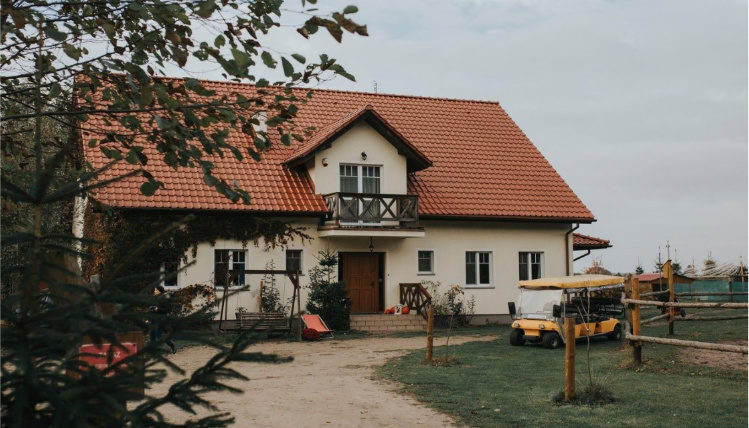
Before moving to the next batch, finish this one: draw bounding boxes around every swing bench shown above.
[236,312,290,332]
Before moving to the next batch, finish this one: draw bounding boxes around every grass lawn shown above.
[375,308,748,428]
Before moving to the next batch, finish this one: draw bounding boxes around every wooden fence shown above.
[622,261,748,365]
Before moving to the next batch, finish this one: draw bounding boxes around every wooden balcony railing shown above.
[323,192,419,226]
[400,283,432,319]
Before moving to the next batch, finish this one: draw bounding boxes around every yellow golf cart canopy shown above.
[519,274,624,290]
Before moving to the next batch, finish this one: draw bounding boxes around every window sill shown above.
[417,272,435,276]
[214,285,250,291]
[464,285,494,289]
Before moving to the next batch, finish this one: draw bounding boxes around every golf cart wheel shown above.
[608,324,622,341]
[509,328,525,346]
[542,332,561,349]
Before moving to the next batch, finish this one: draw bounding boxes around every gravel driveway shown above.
[149,333,497,427]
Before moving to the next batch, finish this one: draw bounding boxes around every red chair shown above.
[301,314,334,339]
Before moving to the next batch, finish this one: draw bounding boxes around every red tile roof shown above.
[635,273,694,284]
[573,233,611,249]
[285,104,432,172]
[81,80,595,221]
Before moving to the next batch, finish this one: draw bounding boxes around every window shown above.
[340,164,359,192]
[162,261,179,288]
[417,251,434,274]
[214,250,246,286]
[466,251,492,286]
[339,164,381,222]
[286,249,302,273]
[339,164,381,193]
[519,252,544,281]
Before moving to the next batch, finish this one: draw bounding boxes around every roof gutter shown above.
[565,223,580,275]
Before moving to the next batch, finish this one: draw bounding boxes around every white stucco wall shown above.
[170,219,572,321]
[164,121,575,323]
[311,121,408,195]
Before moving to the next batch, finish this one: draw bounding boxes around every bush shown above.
[423,280,475,327]
[305,249,351,331]
[261,260,287,314]
[171,284,218,329]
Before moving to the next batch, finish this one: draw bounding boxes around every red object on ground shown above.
[79,342,138,377]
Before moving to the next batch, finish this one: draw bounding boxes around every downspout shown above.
[564,223,580,276]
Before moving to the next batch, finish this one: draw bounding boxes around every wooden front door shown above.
[342,253,380,313]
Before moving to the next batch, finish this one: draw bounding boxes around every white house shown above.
[80,80,607,325]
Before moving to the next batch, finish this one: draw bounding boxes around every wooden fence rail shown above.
[623,321,748,354]
[624,261,748,365]
[622,298,747,310]
[676,291,748,297]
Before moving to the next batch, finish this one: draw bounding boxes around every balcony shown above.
[319,192,424,238]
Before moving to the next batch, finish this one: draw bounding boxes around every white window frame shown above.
[286,249,303,274]
[339,164,382,224]
[465,251,493,287]
[417,250,435,275]
[214,249,247,288]
[519,252,544,281]
[161,261,180,289]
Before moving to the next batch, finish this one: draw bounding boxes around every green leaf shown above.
[280,134,292,146]
[44,25,67,42]
[256,78,269,88]
[343,5,359,14]
[261,51,276,69]
[140,180,160,196]
[214,34,226,48]
[48,82,62,99]
[101,22,116,39]
[281,57,294,77]
[291,53,306,64]
[195,0,216,18]
[231,48,251,69]
[62,43,81,60]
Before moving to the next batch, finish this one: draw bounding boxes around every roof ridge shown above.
[150,75,502,106]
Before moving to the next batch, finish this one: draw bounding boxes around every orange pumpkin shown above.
[401,306,410,315]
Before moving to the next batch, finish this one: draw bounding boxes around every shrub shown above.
[171,284,218,329]
[261,260,287,314]
[305,249,351,331]
[423,280,476,327]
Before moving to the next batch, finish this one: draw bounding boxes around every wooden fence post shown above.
[425,305,434,364]
[564,317,576,401]
[664,260,675,336]
[631,278,642,365]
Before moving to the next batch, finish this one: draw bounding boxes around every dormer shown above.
[286,105,431,236]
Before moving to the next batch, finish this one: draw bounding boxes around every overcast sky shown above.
[184,0,748,274]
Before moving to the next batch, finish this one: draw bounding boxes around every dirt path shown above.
[148,334,497,427]
[677,340,748,371]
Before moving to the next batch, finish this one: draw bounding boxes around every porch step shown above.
[350,313,427,332]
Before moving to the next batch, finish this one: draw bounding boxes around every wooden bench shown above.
[236,312,290,332]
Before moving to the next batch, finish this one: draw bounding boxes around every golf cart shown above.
[507,275,625,349]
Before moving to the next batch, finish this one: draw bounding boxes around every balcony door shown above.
[339,164,380,223]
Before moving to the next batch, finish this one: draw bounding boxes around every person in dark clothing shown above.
[150,285,176,354]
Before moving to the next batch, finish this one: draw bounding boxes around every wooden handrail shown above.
[323,192,419,225]
[399,283,432,319]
